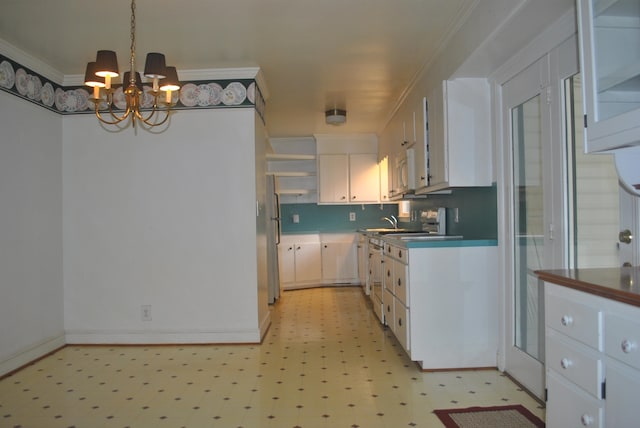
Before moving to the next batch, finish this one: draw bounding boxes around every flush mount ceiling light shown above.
[325,108,347,125]
[84,0,180,129]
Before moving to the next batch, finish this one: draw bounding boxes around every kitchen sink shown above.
[364,228,417,234]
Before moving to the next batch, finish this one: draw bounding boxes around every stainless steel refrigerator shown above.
[265,174,281,304]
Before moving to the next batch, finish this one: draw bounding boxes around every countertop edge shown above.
[536,269,640,308]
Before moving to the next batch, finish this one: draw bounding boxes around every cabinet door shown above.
[322,242,358,282]
[579,0,640,152]
[278,244,295,285]
[427,81,447,188]
[349,153,380,203]
[318,154,348,203]
[357,237,368,288]
[605,359,640,428]
[294,242,322,283]
[414,98,428,189]
[546,370,603,428]
[379,156,390,202]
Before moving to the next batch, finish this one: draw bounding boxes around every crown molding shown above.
[0,38,64,84]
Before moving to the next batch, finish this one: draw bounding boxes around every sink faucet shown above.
[382,216,398,229]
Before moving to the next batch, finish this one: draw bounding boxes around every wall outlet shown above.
[141,305,152,321]
[454,208,460,223]
[292,213,300,223]
[349,212,356,221]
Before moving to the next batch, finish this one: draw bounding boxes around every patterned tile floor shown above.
[0,287,545,427]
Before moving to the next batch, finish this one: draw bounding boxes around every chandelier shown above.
[83,0,180,129]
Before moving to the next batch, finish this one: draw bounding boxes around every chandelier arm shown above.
[90,100,131,126]
[134,104,172,127]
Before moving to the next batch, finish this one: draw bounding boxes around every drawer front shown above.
[384,288,395,332]
[605,313,640,371]
[384,261,394,294]
[547,330,603,398]
[394,260,408,306]
[395,246,408,264]
[395,299,410,352]
[546,291,602,350]
[546,370,603,428]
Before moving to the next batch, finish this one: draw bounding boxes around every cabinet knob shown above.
[580,414,594,426]
[561,315,573,326]
[560,358,573,369]
[387,269,391,277]
[352,195,357,200]
[398,317,402,327]
[341,196,346,200]
[397,278,401,287]
[621,339,637,354]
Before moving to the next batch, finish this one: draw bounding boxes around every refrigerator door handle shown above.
[274,192,281,245]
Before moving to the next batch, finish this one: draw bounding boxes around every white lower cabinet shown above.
[279,233,359,289]
[279,235,321,289]
[377,241,497,370]
[544,282,640,428]
[321,235,358,284]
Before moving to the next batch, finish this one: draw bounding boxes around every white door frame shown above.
[491,11,578,399]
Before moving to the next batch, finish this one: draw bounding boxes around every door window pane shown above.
[512,95,544,362]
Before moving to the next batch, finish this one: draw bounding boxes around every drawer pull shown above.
[560,358,573,369]
[580,413,594,426]
[621,339,637,354]
[561,315,573,326]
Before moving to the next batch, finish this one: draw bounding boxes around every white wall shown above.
[0,91,65,375]
[63,108,265,343]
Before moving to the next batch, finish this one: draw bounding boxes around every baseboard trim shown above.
[0,334,66,378]
[64,329,262,345]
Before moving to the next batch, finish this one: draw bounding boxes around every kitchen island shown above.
[537,266,640,428]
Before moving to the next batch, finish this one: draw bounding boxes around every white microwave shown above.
[393,148,415,197]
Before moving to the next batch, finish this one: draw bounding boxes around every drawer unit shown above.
[546,330,604,398]
[546,288,602,350]
[604,313,640,371]
[546,370,603,428]
[544,280,640,428]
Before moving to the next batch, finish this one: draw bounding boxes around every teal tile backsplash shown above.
[280,204,399,233]
[281,185,497,240]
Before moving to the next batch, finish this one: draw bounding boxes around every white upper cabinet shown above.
[579,0,640,152]
[315,134,381,205]
[318,153,380,204]
[349,153,380,203]
[416,78,492,194]
[318,154,350,203]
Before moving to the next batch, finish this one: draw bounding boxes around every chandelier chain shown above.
[129,0,136,85]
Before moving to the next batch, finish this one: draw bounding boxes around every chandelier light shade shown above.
[83,62,105,98]
[85,0,180,129]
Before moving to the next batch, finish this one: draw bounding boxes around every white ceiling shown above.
[0,0,564,138]
[0,0,480,137]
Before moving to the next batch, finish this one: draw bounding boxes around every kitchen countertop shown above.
[536,267,640,308]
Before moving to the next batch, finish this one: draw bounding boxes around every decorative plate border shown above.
[0,53,265,120]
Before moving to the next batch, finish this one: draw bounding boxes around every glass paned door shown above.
[512,95,545,362]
